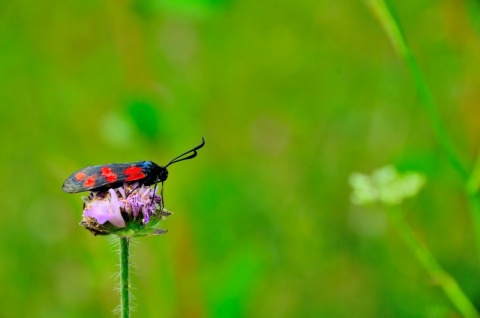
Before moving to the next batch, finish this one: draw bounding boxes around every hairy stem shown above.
[120,237,130,318]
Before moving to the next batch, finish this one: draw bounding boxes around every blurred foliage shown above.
[1,0,480,317]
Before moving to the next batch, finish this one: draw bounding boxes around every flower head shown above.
[80,183,171,237]
[349,165,426,206]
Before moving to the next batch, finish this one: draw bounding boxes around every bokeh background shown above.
[2,0,480,317]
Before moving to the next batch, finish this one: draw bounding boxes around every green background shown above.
[1,0,480,317]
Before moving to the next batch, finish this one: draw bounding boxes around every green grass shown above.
[1,1,480,317]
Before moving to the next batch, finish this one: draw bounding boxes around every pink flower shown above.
[84,189,126,228]
[80,183,168,236]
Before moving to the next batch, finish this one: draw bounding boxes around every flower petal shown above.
[83,192,126,228]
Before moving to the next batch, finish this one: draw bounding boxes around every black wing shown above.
[62,161,158,193]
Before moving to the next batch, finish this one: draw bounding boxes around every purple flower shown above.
[84,189,126,228]
[81,183,168,236]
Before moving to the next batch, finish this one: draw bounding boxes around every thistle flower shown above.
[80,183,171,237]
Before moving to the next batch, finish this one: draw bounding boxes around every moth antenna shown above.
[165,137,205,168]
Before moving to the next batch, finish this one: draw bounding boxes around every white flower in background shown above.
[349,165,426,206]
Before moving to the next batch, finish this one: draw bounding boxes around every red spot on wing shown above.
[101,167,118,183]
[124,166,142,174]
[83,176,96,188]
[124,166,146,181]
[75,172,86,181]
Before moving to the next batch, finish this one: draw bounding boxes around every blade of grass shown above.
[365,1,480,315]
[390,207,480,318]
[468,153,480,194]
[366,0,468,181]
[466,0,480,37]
[365,0,480,252]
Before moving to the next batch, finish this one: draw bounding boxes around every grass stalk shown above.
[365,0,480,252]
[390,208,480,318]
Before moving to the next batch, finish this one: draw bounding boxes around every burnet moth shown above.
[62,138,205,195]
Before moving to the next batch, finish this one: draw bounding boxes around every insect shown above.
[62,138,205,195]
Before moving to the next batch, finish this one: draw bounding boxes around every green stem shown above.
[467,152,480,194]
[366,0,480,250]
[366,0,468,180]
[390,208,480,318]
[402,47,469,181]
[120,237,130,318]
[468,193,480,250]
